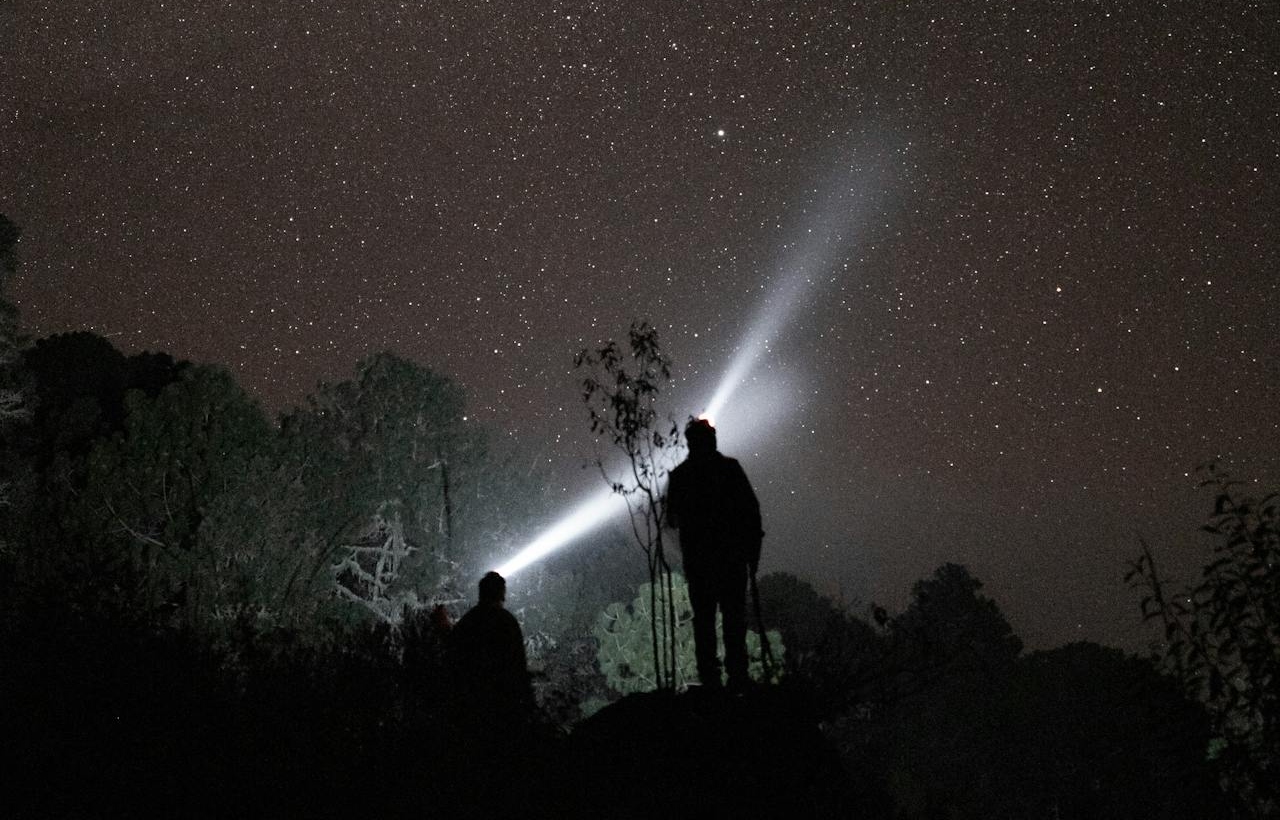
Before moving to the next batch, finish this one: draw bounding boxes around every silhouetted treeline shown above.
[0,330,611,815]
[759,565,1228,818]
[0,324,1251,817]
[0,331,584,638]
[1128,466,1280,816]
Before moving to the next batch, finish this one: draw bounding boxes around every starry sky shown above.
[4,1,1277,649]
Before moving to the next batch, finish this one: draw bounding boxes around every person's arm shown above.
[664,469,682,530]
[731,461,763,571]
[506,616,534,702]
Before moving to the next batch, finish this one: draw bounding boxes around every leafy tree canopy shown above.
[891,562,1023,685]
[1129,467,1279,815]
[195,352,485,634]
[757,571,882,716]
[80,365,273,622]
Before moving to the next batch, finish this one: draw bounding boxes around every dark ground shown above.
[3,619,839,819]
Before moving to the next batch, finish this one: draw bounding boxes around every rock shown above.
[561,687,843,819]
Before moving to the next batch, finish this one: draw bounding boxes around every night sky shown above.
[4,1,1277,649]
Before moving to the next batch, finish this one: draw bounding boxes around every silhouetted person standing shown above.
[666,418,763,690]
[448,571,533,733]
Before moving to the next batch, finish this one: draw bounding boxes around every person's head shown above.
[685,417,717,455]
[478,571,506,605]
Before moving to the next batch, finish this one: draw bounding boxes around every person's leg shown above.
[686,573,722,687]
[720,563,750,688]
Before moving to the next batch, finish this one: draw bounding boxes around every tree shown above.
[756,571,884,718]
[859,564,1022,817]
[81,365,272,625]
[1128,466,1279,816]
[19,332,184,462]
[3,349,507,647]
[593,570,782,697]
[0,214,25,428]
[987,642,1224,819]
[576,320,683,690]
[505,529,642,726]
[0,215,26,549]
[194,353,487,638]
[888,562,1023,690]
[2,333,188,623]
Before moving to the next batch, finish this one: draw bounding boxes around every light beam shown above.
[704,157,883,421]
[493,149,887,577]
[493,488,627,577]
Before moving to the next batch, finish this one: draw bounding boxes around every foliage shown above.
[195,352,486,637]
[838,563,1021,815]
[2,340,544,648]
[1127,466,1280,815]
[1,603,464,818]
[789,563,1224,819]
[22,332,184,457]
[575,319,683,690]
[756,571,884,717]
[593,570,782,695]
[997,643,1222,819]
[869,638,1223,820]
[887,562,1023,691]
[0,214,26,428]
[504,532,632,724]
[329,505,421,623]
[0,214,26,549]
[80,366,272,624]
[2,333,189,622]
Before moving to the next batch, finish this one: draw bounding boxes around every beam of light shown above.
[703,157,883,423]
[493,148,887,579]
[493,487,627,577]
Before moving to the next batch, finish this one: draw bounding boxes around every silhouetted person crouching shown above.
[666,418,763,690]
